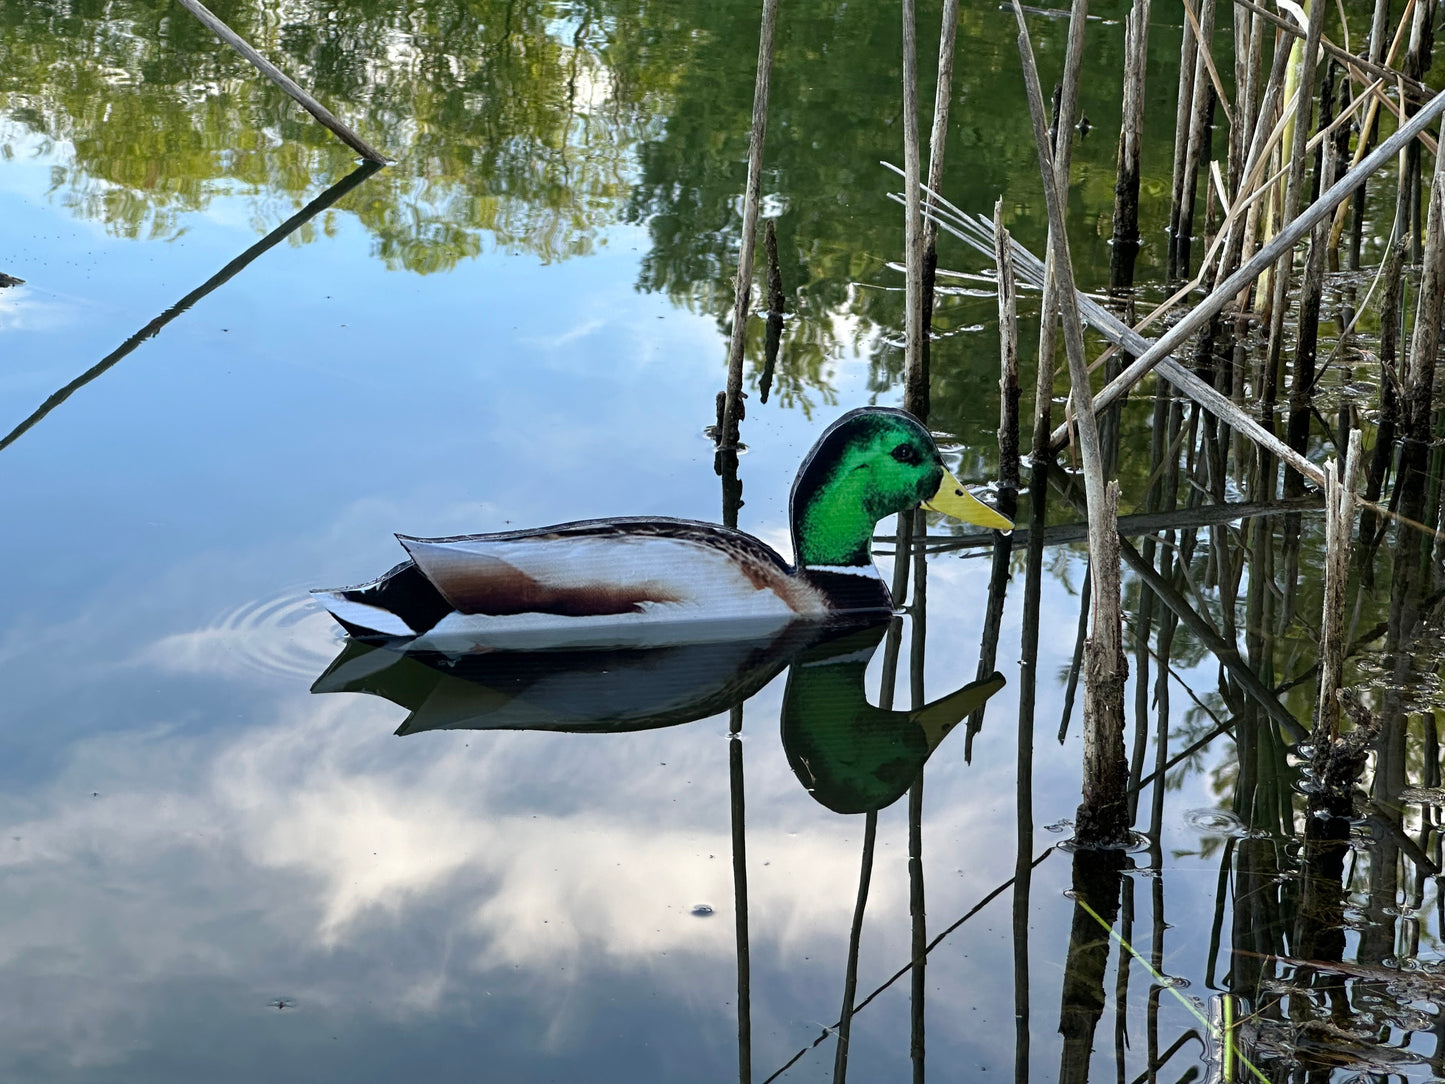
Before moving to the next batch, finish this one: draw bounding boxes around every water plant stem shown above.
[720,0,779,452]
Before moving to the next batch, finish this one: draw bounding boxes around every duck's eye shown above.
[890,443,921,465]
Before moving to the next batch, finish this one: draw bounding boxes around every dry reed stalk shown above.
[1317,430,1363,743]
[1284,64,1340,475]
[1174,0,1219,279]
[1181,0,1233,124]
[1227,42,1295,312]
[902,0,926,418]
[1167,3,1199,279]
[719,0,780,453]
[1231,6,1264,194]
[1398,0,1435,261]
[1029,0,1091,457]
[1012,0,1129,845]
[1403,133,1445,443]
[919,0,964,419]
[1260,0,1329,434]
[995,200,1021,493]
[1358,238,1406,560]
[1110,0,1150,290]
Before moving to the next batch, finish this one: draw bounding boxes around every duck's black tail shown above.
[312,560,453,638]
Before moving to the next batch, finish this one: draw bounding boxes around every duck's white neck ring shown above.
[805,563,883,579]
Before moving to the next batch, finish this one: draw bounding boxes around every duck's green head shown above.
[790,407,1012,568]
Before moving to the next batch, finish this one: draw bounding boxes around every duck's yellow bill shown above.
[921,468,1014,529]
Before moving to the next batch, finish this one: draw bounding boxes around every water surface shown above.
[3,1,1442,1081]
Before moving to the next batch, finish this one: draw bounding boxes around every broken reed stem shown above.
[1012,0,1129,846]
[720,0,780,451]
[1080,483,1128,841]
[175,0,389,162]
[1029,0,1090,457]
[1317,430,1363,743]
[1166,0,1198,279]
[1110,0,1150,291]
[1403,133,1445,443]
[902,0,926,417]
[995,199,1021,493]
[919,0,963,422]
[1173,0,1217,280]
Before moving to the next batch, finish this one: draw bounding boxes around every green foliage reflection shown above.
[0,0,1179,406]
[0,0,667,269]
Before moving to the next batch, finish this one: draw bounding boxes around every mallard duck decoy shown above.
[313,407,1012,648]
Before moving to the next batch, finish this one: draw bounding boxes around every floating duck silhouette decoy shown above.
[314,407,1012,648]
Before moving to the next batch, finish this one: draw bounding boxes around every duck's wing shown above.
[398,517,817,619]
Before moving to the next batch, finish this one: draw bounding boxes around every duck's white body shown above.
[314,518,884,650]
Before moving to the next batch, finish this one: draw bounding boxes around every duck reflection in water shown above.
[313,619,1003,814]
[781,624,1004,814]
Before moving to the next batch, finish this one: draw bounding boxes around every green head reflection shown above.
[780,625,1005,814]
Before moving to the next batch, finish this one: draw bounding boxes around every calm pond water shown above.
[3,1,1444,1081]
